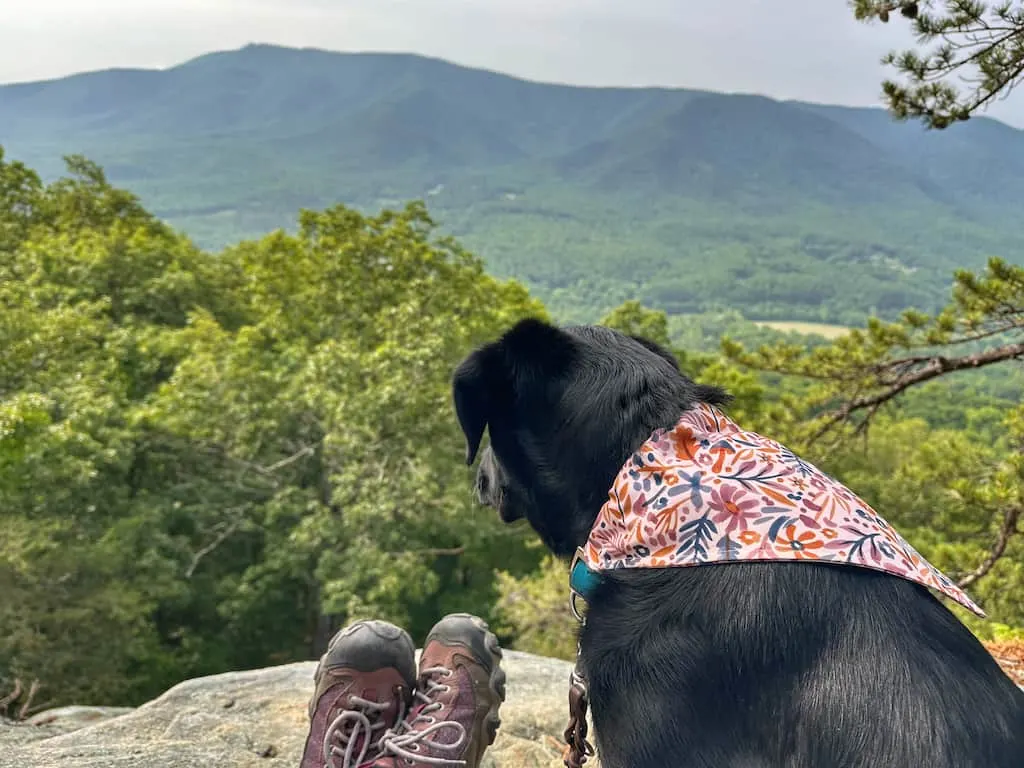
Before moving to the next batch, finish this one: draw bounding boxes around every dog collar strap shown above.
[568,547,603,623]
[565,549,598,764]
[580,403,986,617]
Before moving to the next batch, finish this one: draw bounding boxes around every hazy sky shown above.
[2,0,1022,127]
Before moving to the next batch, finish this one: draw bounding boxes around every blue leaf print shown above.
[767,515,795,542]
[721,464,789,488]
[777,446,817,477]
[716,534,742,561]
[841,532,879,563]
[677,513,718,563]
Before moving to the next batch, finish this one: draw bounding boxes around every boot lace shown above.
[379,667,468,766]
[323,694,405,768]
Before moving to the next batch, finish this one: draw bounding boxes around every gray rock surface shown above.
[26,706,136,730]
[0,650,595,768]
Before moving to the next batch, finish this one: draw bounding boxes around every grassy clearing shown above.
[755,321,853,339]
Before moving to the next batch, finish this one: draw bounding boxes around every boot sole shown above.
[425,613,507,747]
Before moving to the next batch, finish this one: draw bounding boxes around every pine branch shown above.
[854,0,1024,128]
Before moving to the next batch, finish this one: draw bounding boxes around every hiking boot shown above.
[375,613,506,767]
[301,619,417,768]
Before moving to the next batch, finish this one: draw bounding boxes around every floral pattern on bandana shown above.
[582,403,985,617]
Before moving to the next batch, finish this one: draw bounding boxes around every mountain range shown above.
[2,43,1023,324]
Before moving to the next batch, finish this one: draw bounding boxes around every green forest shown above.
[1,148,1022,715]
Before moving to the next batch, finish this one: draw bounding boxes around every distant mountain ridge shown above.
[2,43,1022,324]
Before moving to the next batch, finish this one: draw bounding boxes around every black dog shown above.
[452,318,1024,768]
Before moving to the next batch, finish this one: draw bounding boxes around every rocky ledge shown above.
[0,650,583,768]
[2,643,1022,768]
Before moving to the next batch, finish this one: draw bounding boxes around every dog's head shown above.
[452,317,729,556]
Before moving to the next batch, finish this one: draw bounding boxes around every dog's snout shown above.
[473,446,521,522]
[475,446,512,511]
[474,447,497,504]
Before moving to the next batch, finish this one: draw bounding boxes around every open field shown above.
[755,321,852,339]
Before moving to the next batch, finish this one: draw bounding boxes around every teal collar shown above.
[568,547,603,622]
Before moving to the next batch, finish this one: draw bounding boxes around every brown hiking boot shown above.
[374,613,506,767]
[300,619,417,768]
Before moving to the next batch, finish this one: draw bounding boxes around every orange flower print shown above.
[821,528,838,539]
[738,530,760,545]
[777,525,823,559]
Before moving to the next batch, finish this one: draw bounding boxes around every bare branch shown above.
[16,680,39,722]
[812,340,1024,439]
[0,678,41,722]
[927,323,1022,346]
[0,679,22,716]
[259,444,317,474]
[957,504,1022,589]
[185,518,245,578]
[385,546,466,557]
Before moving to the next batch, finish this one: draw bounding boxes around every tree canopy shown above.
[0,148,546,710]
[1,148,1020,713]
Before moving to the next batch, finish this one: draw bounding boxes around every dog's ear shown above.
[452,318,576,465]
[452,350,492,466]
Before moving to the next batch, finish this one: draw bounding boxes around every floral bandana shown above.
[580,403,985,617]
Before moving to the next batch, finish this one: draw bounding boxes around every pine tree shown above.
[853,1,1024,128]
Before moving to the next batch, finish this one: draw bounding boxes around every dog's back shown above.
[583,562,1024,768]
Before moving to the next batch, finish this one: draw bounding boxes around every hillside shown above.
[2,43,1023,323]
